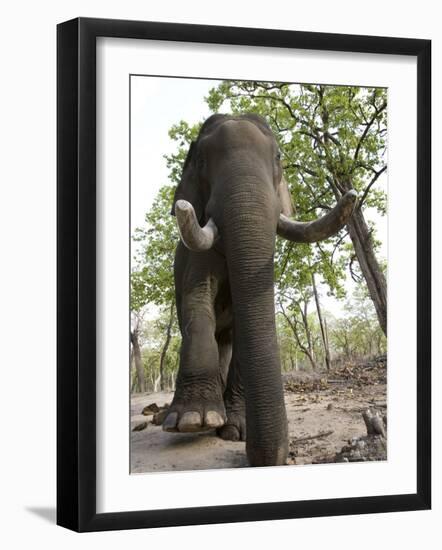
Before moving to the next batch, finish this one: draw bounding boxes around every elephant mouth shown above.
[174,190,358,252]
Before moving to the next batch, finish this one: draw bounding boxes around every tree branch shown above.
[278,300,307,353]
[277,242,295,283]
[358,165,387,209]
[283,163,319,178]
[353,101,387,164]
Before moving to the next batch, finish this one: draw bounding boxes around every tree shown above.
[329,283,386,361]
[311,271,331,370]
[207,82,387,334]
[130,122,203,392]
[274,230,344,371]
[131,184,178,309]
[130,312,146,393]
[131,183,179,390]
[278,291,318,370]
[138,310,181,392]
[277,314,300,371]
[157,301,176,391]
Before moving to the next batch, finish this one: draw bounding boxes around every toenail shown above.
[178,411,202,432]
[205,411,225,428]
[162,412,179,432]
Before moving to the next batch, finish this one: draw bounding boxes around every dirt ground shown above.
[130,358,387,473]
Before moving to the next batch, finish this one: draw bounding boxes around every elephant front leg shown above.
[217,351,246,442]
[163,313,226,433]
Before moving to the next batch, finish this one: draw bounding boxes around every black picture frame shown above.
[57,17,431,532]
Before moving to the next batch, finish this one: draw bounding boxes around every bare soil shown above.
[130,358,387,473]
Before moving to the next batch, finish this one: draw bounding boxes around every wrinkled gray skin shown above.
[162,114,356,467]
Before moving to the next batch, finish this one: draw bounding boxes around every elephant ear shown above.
[170,141,205,220]
[278,175,295,217]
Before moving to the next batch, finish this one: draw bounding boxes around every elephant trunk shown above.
[221,184,288,466]
[277,190,358,243]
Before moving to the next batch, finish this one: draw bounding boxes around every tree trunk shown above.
[347,208,387,336]
[280,302,317,371]
[159,302,174,391]
[299,300,317,370]
[324,318,331,365]
[290,355,295,371]
[154,372,161,393]
[131,330,145,393]
[311,272,331,370]
[304,348,317,371]
[317,94,387,337]
[376,332,383,355]
[344,334,351,359]
[129,347,136,392]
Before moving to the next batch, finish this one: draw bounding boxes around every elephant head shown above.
[172,114,357,466]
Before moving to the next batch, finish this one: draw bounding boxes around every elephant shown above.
[162,113,357,467]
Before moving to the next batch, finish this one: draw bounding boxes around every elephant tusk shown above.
[175,200,219,252]
[277,190,358,243]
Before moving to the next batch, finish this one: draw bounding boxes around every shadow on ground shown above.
[26,507,56,524]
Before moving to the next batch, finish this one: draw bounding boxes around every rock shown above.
[152,409,169,425]
[333,409,387,463]
[335,433,386,463]
[327,403,333,410]
[132,422,148,432]
[363,409,387,437]
[371,415,386,437]
[142,403,161,415]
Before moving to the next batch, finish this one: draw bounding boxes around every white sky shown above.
[130,76,387,317]
[130,76,219,235]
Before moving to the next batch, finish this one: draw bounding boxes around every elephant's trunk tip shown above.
[277,190,359,244]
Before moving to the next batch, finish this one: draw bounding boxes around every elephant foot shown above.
[162,392,226,433]
[217,411,246,441]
